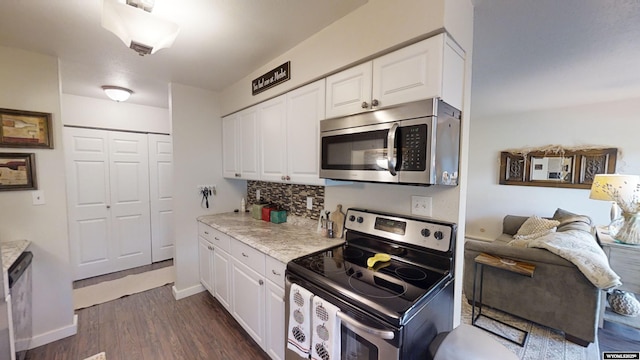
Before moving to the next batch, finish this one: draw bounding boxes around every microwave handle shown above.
[337,311,395,340]
[386,123,399,176]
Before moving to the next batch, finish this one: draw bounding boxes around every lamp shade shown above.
[102,0,180,56]
[589,174,639,201]
[102,86,133,102]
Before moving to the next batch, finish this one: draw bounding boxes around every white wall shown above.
[466,97,640,240]
[0,46,76,346]
[61,94,170,134]
[169,83,245,298]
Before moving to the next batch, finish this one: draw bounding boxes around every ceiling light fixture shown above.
[101,0,180,56]
[102,85,133,102]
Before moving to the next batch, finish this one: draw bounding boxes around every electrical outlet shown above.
[256,189,261,201]
[306,196,313,210]
[411,196,432,217]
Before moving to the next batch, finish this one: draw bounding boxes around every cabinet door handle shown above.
[208,245,213,251]
[259,279,264,285]
[272,270,281,276]
[371,99,379,107]
[281,175,286,181]
[285,175,291,181]
[361,101,369,109]
[242,252,249,258]
[106,205,111,209]
[235,173,241,177]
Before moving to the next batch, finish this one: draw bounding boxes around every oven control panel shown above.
[345,208,455,253]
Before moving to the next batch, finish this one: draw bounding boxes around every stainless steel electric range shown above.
[285,208,457,360]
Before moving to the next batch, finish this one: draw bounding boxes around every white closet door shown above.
[108,131,152,272]
[148,134,174,262]
[65,127,152,280]
[65,128,112,280]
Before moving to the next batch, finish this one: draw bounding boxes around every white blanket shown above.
[509,230,621,290]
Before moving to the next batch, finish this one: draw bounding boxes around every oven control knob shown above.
[421,228,431,237]
[357,216,364,223]
[349,215,356,222]
[434,231,444,240]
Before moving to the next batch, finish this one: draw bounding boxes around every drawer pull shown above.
[204,231,209,235]
[242,252,249,258]
[271,270,281,276]
[214,237,220,241]
[259,279,264,285]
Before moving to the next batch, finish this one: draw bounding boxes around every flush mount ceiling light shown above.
[102,86,133,102]
[102,0,180,56]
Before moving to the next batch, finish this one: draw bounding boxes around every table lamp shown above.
[589,174,640,244]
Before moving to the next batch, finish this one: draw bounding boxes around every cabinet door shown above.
[213,247,231,311]
[198,236,214,294]
[372,34,443,109]
[286,79,326,185]
[222,114,240,179]
[238,106,260,180]
[265,280,285,360]
[231,258,266,348]
[325,62,372,119]
[259,95,288,182]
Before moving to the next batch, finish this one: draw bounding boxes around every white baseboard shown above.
[172,283,205,300]
[29,314,78,349]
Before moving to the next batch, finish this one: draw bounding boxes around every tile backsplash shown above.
[247,181,325,220]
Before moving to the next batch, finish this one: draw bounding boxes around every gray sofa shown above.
[463,209,601,347]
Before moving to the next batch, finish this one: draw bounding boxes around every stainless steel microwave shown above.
[319,99,460,185]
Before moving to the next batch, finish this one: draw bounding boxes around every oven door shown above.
[320,117,433,184]
[285,275,400,360]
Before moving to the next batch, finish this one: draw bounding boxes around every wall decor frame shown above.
[499,147,617,189]
[0,108,53,148]
[0,152,37,191]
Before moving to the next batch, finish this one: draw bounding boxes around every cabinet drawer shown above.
[265,256,286,288]
[231,240,266,275]
[198,223,231,252]
[198,222,214,241]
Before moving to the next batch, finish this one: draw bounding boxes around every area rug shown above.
[461,299,601,360]
[83,352,106,360]
[73,266,175,310]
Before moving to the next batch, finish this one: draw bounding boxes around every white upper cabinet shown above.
[325,62,372,119]
[223,106,261,180]
[259,95,288,182]
[326,33,464,119]
[222,113,239,178]
[286,79,326,185]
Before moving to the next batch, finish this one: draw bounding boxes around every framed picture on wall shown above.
[0,153,37,191]
[0,108,53,148]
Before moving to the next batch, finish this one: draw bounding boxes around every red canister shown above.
[261,205,276,221]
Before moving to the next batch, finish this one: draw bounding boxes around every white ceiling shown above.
[472,0,640,117]
[0,0,367,108]
[1,0,639,116]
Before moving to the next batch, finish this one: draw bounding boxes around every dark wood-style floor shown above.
[27,261,270,360]
[26,262,640,359]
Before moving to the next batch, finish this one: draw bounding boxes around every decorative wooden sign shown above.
[252,61,290,95]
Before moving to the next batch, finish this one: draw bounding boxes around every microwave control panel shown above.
[399,124,427,171]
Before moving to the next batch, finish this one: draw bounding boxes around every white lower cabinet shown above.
[198,221,287,359]
[198,235,214,294]
[231,257,266,348]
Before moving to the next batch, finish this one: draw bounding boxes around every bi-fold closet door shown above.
[65,127,173,280]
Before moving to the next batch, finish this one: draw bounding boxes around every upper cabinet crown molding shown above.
[326,33,465,119]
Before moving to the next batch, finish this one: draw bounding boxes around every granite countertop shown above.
[1,239,31,273]
[197,212,344,263]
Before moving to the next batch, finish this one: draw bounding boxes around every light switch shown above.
[306,196,313,210]
[32,190,45,205]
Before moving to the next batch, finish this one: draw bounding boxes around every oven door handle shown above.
[386,122,399,176]
[337,312,395,340]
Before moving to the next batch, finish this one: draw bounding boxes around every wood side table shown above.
[472,252,535,346]
[597,227,640,329]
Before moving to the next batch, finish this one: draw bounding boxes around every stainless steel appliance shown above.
[320,99,461,186]
[9,251,32,360]
[285,208,456,360]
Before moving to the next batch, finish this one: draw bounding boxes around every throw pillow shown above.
[514,215,560,240]
[552,208,593,232]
